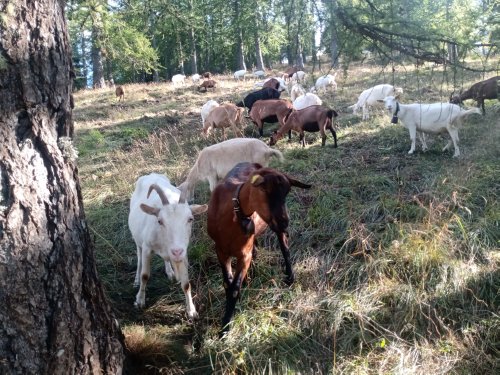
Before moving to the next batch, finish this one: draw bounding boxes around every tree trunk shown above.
[91,24,105,88]
[234,0,246,70]
[188,0,198,74]
[296,35,304,68]
[330,0,339,68]
[81,32,88,88]
[254,31,265,71]
[0,1,125,374]
[189,26,198,74]
[253,4,264,71]
[152,35,160,82]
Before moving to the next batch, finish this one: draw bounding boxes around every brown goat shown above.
[202,103,245,140]
[198,79,217,92]
[248,99,293,137]
[270,105,339,147]
[283,66,299,79]
[263,78,281,91]
[207,162,311,334]
[115,86,124,102]
[450,76,499,115]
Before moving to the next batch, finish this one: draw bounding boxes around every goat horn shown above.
[147,184,169,205]
[178,190,186,204]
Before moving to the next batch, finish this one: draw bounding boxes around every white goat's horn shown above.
[178,191,186,204]
[147,184,169,205]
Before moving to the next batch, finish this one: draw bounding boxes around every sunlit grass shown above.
[74,60,500,374]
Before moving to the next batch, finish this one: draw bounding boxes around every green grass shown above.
[74,61,500,374]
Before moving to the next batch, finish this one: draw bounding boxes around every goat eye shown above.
[158,219,164,226]
[188,217,194,223]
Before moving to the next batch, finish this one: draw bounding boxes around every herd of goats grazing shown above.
[121,67,498,335]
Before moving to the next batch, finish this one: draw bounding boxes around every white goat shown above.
[293,92,323,110]
[291,70,307,83]
[252,70,266,79]
[191,74,201,84]
[350,84,402,120]
[234,69,247,80]
[128,173,207,318]
[201,99,219,128]
[290,83,306,102]
[172,74,186,86]
[311,73,337,93]
[380,95,481,157]
[178,138,284,201]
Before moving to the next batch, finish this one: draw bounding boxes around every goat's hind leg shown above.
[445,128,460,157]
[328,121,338,148]
[418,131,428,152]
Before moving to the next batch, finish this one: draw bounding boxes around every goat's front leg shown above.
[175,259,198,319]
[221,251,252,335]
[134,245,142,287]
[408,125,417,154]
[164,261,175,280]
[135,246,153,308]
[276,231,294,285]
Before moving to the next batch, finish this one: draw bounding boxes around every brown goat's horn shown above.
[147,184,169,205]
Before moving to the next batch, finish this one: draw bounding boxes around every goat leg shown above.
[277,231,294,285]
[329,128,338,148]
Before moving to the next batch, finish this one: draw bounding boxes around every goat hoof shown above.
[283,276,294,286]
[134,301,145,309]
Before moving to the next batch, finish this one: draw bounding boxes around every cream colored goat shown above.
[178,138,284,201]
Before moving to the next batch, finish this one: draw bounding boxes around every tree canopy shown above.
[67,0,499,87]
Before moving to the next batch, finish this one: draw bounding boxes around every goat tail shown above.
[267,148,284,163]
[326,109,339,119]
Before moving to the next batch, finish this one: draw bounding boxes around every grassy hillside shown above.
[74,61,499,374]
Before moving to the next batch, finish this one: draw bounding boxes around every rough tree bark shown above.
[0,1,124,374]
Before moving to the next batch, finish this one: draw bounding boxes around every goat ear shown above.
[250,174,264,186]
[140,203,160,217]
[190,204,208,215]
[288,177,312,189]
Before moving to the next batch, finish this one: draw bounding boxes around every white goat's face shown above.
[142,203,207,263]
[159,204,194,262]
[382,96,397,113]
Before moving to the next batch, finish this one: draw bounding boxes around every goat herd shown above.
[125,70,498,336]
